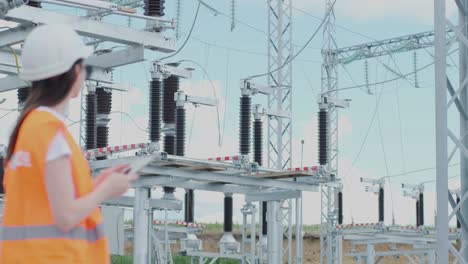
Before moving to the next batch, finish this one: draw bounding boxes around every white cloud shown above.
[180,79,237,159]
[293,0,457,24]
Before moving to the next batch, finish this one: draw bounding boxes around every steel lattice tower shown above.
[267,0,292,171]
[266,0,294,263]
[320,0,340,263]
[435,0,468,262]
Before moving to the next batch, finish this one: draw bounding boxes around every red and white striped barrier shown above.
[336,223,379,229]
[153,220,204,228]
[207,156,240,162]
[397,225,420,231]
[288,166,319,172]
[86,143,148,159]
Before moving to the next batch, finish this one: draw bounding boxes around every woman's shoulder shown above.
[21,108,65,135]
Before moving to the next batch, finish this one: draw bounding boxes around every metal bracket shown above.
[241,79,273,96]
[151,62,193,79]
[318,94,351,109]
[174,90,217,108]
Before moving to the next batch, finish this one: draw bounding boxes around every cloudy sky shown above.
[0,0,462,227]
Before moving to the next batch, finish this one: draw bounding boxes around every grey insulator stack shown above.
[149,79,162,143]
[416,200,420,226]
[176,105,194,222]
[0,155,4,194]
[318,109,328,165]
[85,92,97,150]
[418,193,424,226]
[457,196,461,229]
[253,117,267,235]
[144,0,165,17]
[224,196,233,233]
[239,96,251,155]
[96,88,112,160]
[378,187,384,223]
[17,87,30,107]
[27,1,42,7]
[184,189,194,223]
[338,191,343,225]
[175,107,186,156]
[162,74,179,196]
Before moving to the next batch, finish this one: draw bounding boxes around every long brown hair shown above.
[5,59,83,163]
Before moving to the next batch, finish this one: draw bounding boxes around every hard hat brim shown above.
[20,45,94,82]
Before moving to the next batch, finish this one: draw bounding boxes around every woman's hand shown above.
[93,164,128,188]
[96,167,139,199]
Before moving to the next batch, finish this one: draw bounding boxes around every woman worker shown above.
[0,24,138,263]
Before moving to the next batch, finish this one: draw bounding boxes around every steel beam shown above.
[245,190,300,202]
[0,75,28,92]
[85,46,145,69]
[140,166,317,192]
[90,157,320,191]
[333,30,454,64]
[0,65,19,75]
[103,196,182,210]
[4,5,176,51]
[0,26,32,48]
[347,248,436,258]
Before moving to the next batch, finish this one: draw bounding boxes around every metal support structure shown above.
[320,0,340,263]
[4,5,176,51]
[267,0,294,263]
[433,0,468,262]
[459,1,468,261]
[133,187,151,264]
[241,202,256,264]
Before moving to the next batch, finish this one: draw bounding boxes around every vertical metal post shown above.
[365,244,375,264]
[336,235,343,264]
[460,0,468,259]
[320,0,339,262]
[287,199,293,264]
[267,201,282,264]
[133,187,150,264]
[295,196,303,264]
[242,206,247,264]
[258,201,265,263]
[434,0,449,261]
[251,204,256,264]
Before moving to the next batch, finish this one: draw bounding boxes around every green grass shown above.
[111,255,132,264]
[201,223,320,234]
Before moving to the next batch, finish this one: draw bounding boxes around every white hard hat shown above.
[20,24,93,82]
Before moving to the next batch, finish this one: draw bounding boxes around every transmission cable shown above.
[159,0,201,61]
[177,59,222,147]
[248,0,337,79]
[0,110,15,120]
[331,48,458,92]
[381,163,460,180]
[110,111,148,133]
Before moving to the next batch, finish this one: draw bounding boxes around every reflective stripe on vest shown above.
[0,223,105,242]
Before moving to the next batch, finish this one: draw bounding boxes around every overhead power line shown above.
[331,48,458,92]
[159,1,201,61]
[249,0,337,79]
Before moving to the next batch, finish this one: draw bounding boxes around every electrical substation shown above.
[0,0,467,263]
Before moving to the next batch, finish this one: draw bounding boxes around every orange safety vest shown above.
[0,109,109,263]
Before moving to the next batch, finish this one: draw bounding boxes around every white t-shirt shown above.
[36,106,72,162]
